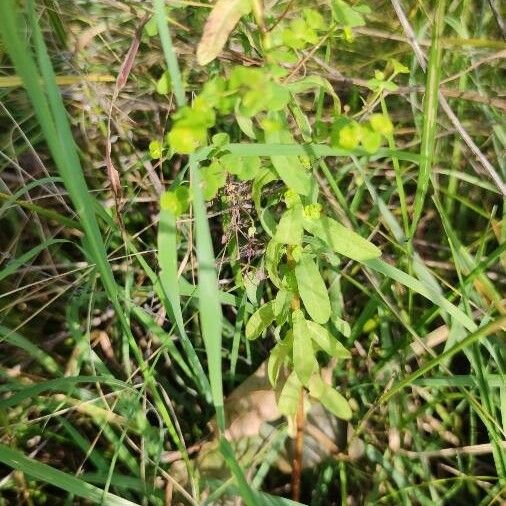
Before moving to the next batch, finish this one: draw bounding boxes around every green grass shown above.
[0,0,505,504]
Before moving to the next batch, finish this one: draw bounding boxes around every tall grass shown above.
[0,0,504,504]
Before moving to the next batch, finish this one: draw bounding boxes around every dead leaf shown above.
[105,148,121,198]
[165,360,350,501]
[116,15,148,91]
[196,0,252,65]
[105,14,149,201]
[208,361,280,439]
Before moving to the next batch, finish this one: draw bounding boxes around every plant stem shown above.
[291,390,305,502]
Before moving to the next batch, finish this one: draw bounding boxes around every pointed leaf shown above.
[331,0,366,27]
[274,288,292,325]
[307,373,326,399]
[294,256,331,324]
[268,333,292,386]
[319,384,352,420]
[275,206,303,245]
[245,301,275,340]
[304,216,381,262]
[306,321,350,358]
[293,310,317,385]
[201,160,227,200]
[263,116,311,195]
[265,239,284,288]
[278,371,302,417]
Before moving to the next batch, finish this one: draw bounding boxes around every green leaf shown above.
[303,216,381,262]
[303,8,326,30]
[288,76,340,114]
[278,371,302,418]
[167,125,207,154]
[294,256,331,324]
[303,203,322,220]
[0,325,60,375]
[245,301,276,340]
[148,139,163,159]
[235,108,256,139]
[367,78,398,92]
[282,27,305,50]
[307,373,325,398]
[390,58,409,75]
[293,310,317,385]
[265,239,284,288]
[220,154,260,181]
[274,288,292,324]
[319,384,352,420]
[369,114,393,136]
[307,374,351,420]
[201,160,227,200]
[212,132,230,147]
[275,206,304,245]
[265,82,291,111]
[193,142,421,164]
[190,155,225,427]
[263,115,311,195]
[243,268,262,304]
[240,88,270,117]
[365,258,476,332]
[331,0,366,27]
[268,333,292,386]
[0,238,68,285]
[219,438,259,506]
[158,199,211,396]
[252,166,278,236]
[289,18,318,44]
[332,316,351,338]
[306,321,350,358]
[167,99,215,154]
[360,125,382,154]
[155,71,171,94]
[338,121,362,150]
[229,65,266,90]
[144,16,158,37]
[160,186,190,216]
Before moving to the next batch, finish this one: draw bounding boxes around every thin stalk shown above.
[410,0,445,237]
[291,391,305,502]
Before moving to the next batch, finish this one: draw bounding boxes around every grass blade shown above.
[0,325,61,375]
[158,206,212,399]
[380,316,506,403]
[191,157,225,429]
[0,443,140,506]
[365,258,477,332]
[410,0,445,236]
[152,0,185,107]
[0,238,68,283]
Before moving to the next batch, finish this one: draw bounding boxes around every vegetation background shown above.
[0,0,505,504]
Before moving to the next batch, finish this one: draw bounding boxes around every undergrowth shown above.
[0,0,505,505]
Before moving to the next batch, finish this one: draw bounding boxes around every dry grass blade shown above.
[197,0,252,65]
[106,15,148,201]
